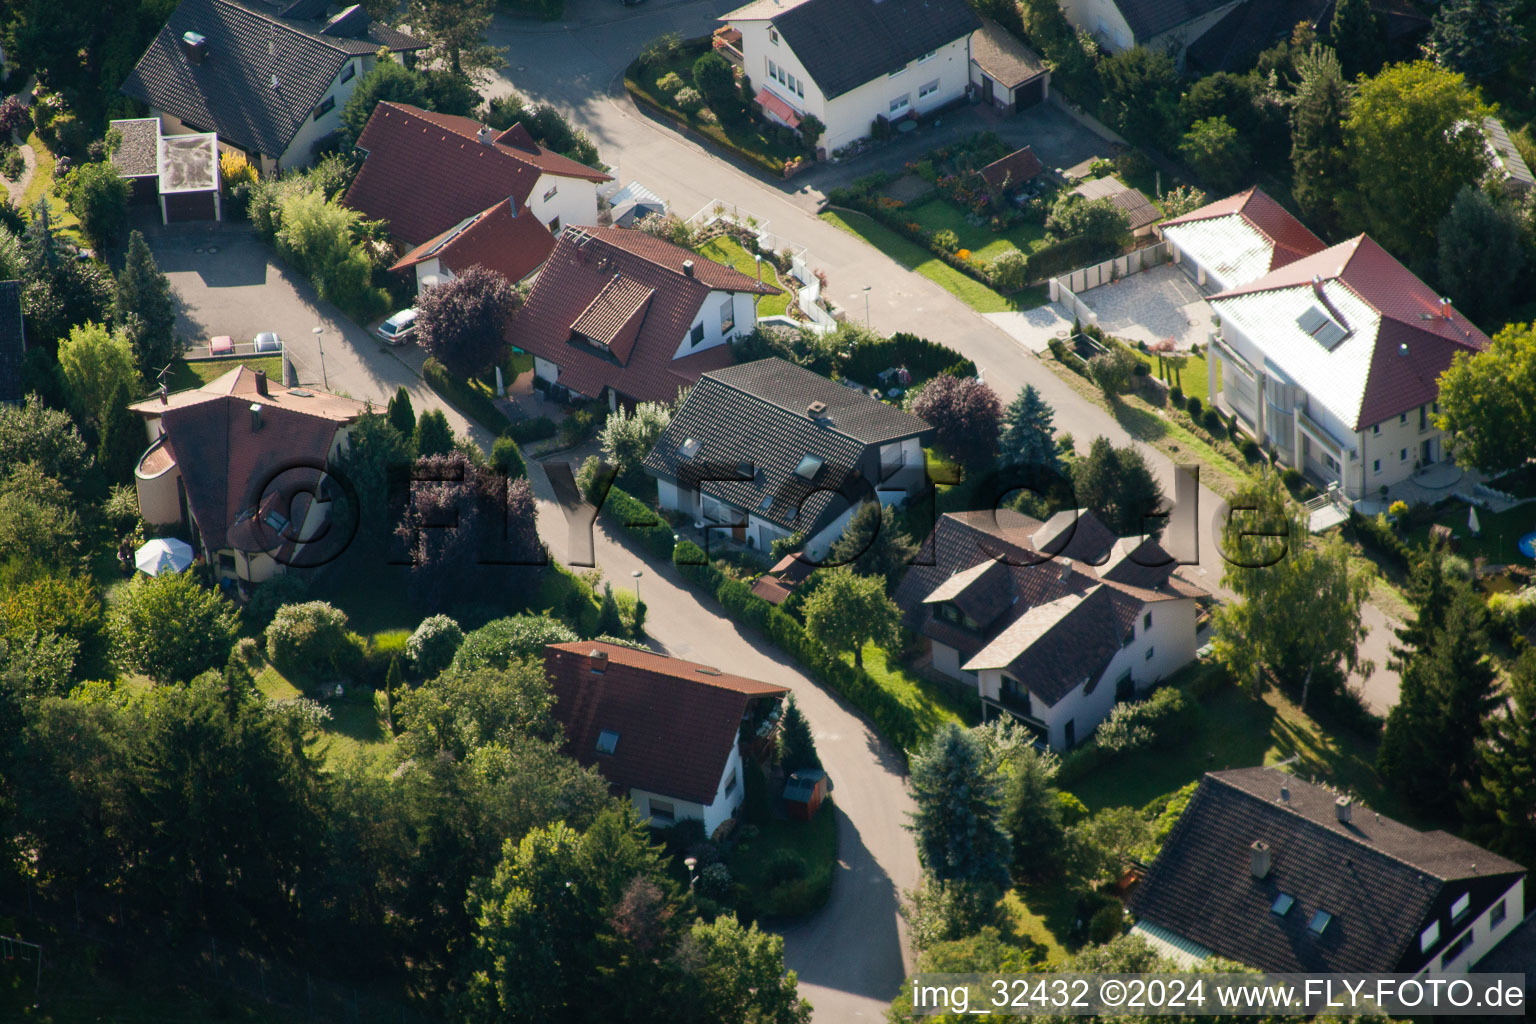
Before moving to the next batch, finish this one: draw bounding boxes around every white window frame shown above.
[769,26,778,44]
[768,58,777,79]
[1450,892,1471,924]
[918,79,939,99]
[889,94,910,115]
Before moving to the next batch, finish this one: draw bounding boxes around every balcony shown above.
[712,27,745,66]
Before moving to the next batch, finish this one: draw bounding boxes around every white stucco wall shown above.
[1060,0,1135,51]
[930,641,977,685]
[135,455,182,527]
[670,289,760,360]
[1423,877,1526,974]
[534,355,561,384]
[732,19,970,154]
[632,743,745,835]
[524,172,600,235]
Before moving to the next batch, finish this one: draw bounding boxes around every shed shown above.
[606,180,668,227]
[969,17,1049,114]
[782,769,830,820]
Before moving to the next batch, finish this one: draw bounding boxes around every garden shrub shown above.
[508,415,558,444]
[656,71,685,95]
[490,434,526,479]
[673,87,704,114]
[1168,384,1184,404]
[601,485,676,560]
[761,848,808,887]
[1238,436,1261,461]
[452,614,578,671]
[406,614,464,678]
[265,601,366,688]
[1200,407,1224,435]
[989,249,1029,291]
[931,228,960,253]
[422,356,514,435]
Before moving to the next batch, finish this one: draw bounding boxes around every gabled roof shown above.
[1208,235,1490,430]
[893,510,1203,702]
[970,18,1048,89]
[724,0,980,100]
[128,365,364,552]
[642,358,932,531]
[1128,768,1525,973]
[544,642,788,805]
[0,281,23,405]
[121,0,423,158]
[390,198,555,285]
[509,227,778,404]
[979,146,1044,191]
[1160,186,1327,286]
[1111,0,1238,41]
[344,102,610,246]
[1070,176,1160,230]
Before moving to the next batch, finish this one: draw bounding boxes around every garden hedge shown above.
[601,485,676,560]
[421,357,513,435]
[840,332,976,383]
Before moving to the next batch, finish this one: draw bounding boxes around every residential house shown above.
[643,357,932,558]
[1483,116,1535,197]
[721,0,980,155]
[511,227,780,408]
[1059,0,1243,60]
[0,281,24,406]
[544,641,789,834]
[893,508,1205,750]
[1187,0,1429,74]
[343,102,613,295]
[1128,767,1527,973]
[1158,186,1327,293]
[968,18,1050,115]
[1070,176,1160,235]
[1201,232,1489,498]
[121,0,425,174]
[129,365,365,583]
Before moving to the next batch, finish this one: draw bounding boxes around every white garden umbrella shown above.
[1469,506,1481,537]
[134,537,195,576]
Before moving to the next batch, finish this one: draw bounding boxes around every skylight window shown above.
[1296,305,1348,350]
[678,437,701,460]
[595,730,619,755]
[1271,894,1294,916]
[757,494,773,512]
[1308,910,1333,936]
[795,454,824,481]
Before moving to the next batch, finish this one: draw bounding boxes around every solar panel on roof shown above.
[1313,319,1348,350]
[1296,305,1348,350]
[1295,307,1327,334]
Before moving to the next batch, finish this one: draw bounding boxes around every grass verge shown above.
[840,641,980,738]
[695,235,791,317]
[169,357,286,391]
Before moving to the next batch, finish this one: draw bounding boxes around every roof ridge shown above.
[219,0,355,55]
[698,367,885,449]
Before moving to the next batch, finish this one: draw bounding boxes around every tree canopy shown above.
[1435,321,1536,474]
[416,266,519,378]
[800,567,899,668]
[109,570,239,684]
[1071,437,1165,540]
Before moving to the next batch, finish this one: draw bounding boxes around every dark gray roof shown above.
[0,281,26,405]
[1128,768,1527,973]
[1114,0,1236,41]
[121,0,422,158]
[642,358,931,531]
[769,0,980,100]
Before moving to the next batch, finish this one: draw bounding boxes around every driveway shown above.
[1074,264,1212,351]
[141,217,492,450]
[529,452,919,1022]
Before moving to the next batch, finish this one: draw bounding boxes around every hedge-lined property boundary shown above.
[421,357,513,435]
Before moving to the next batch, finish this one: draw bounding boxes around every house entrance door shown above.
[1421,439,1434,465]
[981,75,994,106]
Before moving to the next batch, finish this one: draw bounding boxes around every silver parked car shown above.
[377,308,419,345]
[253,331,282,353]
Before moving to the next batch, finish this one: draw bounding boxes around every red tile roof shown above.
[1211,234,1490,429]
[1160,186,1327,271]
[130,366,364,552]
[509,226,779,403]
[390,198,555,285]
[544,642,788,805]
[344,102,610,246]
[979,146,1043,190]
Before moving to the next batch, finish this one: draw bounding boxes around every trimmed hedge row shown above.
[422,357,513,435]
[672,540,925,752]
[840,332,976,383]
[601,485,677,560]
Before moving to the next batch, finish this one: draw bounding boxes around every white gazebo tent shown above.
[135,537,195,576]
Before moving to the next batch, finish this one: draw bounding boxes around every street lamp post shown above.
[863,285,871,326]
[311,325,328,390]
[631,569,643,602]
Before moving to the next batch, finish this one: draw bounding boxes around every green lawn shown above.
[695,235,791,317]
[257,665,393,766]
[168,357,285,392]
[820,209,1046,313]
[1066,669,1398,824]
[1002,889,1070,965]
[19,131,83,243]
[728,791,839,917]
[903,197,1048,263]
[1401,502,1536,567]
[1131,346,1210,405]
[840,641,981,739]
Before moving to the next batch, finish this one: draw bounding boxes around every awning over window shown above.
[756,89,801,129]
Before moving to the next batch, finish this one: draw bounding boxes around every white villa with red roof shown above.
[344,102,611,295]
[1158,188,1489,500]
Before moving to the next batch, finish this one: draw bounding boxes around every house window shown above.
[313,95,335,121]
[1143,612,1152,631]
[918,79,939,99]
[1420,920,1440,952]
[1144,647,1154,661]
[786,71,797,93]
[1451,892,1471,925]
[690,322,705,346]
[218,552,236,576]
[777,65,787,86]
[1114,673,1134,703]
[1419,405,1428,431]
[1372,424,1380,435]
[1323,453,1339,472]
[1441,929,1474,968]
[889,94,910,115]
[796,78,804,97]
[340,61,356,84]
[724,768,739,797]
[1401,448,1409,461]
[769,26,778,44]
[548,216,560,234]
[1491,899,1507,928]
[917,49,938,63]
[719,296,735,334]
[768,59,777,79]
[596,729,620,755]
[543,184,558,202]
[1373,459,1381,473]
[1001,675,1031,717]
[1400,413,1408,424]
[1271,893,1294,916]
[648,798,675,824]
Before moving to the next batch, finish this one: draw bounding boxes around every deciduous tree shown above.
[109,570,239,684]
[1435,185,1525,326]
[1425,0,1525,82]
[416,265,518,378]
[405,0,505,83]
[679,915,812,1024]
[56,321,138,436]
[910,373,1002,464]
[1436,321,1536,474]
[599,401,672,479]
[1179,116,1251,194]
[57,161,130,250]
[801,567,898,668]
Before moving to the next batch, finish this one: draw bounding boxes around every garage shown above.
[970,17,1051,115]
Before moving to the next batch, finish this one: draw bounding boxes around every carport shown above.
[158,131,222,225]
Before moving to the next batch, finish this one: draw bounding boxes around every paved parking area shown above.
[1076,263,1212,350]
[984,303,1075,354]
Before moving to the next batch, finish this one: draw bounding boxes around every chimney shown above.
[1311,274,1324,298]
[1280,784,1290,804]
[588,648,608,673]
[477,124,494,145]
[806,400,828,418]
[1059,557,1073,581]
[249,403,263,432]
[1250,840,1272,879]
[1438,297,1453,319]
[181,30,208,65]
[254,369,269,396]
[1335,796,1353,824]
[682,259,695,277]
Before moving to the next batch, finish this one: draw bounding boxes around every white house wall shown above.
[669,290,759,360]
[1059,0,1135,51]
[276,55,373,170]
[1459,877,1526,973]
[526,172,600,235]
[631,743,746,835]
